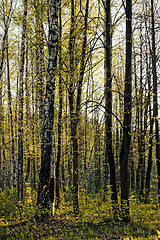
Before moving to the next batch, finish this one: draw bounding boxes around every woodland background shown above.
[0,0,160,239]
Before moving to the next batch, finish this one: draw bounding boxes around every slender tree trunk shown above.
[61,153,65,194]
[141,90,148,199]
[34,0,45,177]
[134,49,140,194]
[6,33,16,189]
[15,71,19,189]
[130,138,135,191]
[0,13,9,189]
[120,0,132,222]
[94,119,101,193]
[84,77,89,197]
[37,0,58,214]
[115,94,120,191]
[56,0,63,207]
[68,0,78,213]
[104,0,118,210]
[25,37,31,183]
[145,45,153,202]
[31,53,36,189]
[17,0,27,201]
[0,94,2,188]
[138,23,145,199]
[151,0,160,203]
[66,92,72,193]
[69,0,89,214]
[2,123,7,189]
[0,86,2,188]
[145,114,153,202]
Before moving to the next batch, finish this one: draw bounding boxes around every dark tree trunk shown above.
[17,0,27,201]
[68,0,89,214]
[151,0,160,203]
[2,124,7,189]
[31,53,36,189]
[137,23,145,200]
[94,119,101,193]
[33,0,45,177]
[6,33,16,189]
[141,90,148,199]
[68,0,77,212]
[115,94,120,191]
[0,9,10,189]
[104,0,118,208]
[25,37,31,184]
[65,92,72,193]
[37,0,58,214]
[145,117,153,202]
[130,145,135,191]
[84,77,89,197]
[120,0,132,222]
[145,44,153,202]
[56,0,63,208]
[134,50,140,194]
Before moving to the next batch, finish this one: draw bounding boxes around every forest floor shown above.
[0,187,160,239]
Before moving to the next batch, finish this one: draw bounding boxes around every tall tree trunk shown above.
[142,90,147,199]
[145,43,153,202]
[17,0,27,201]
[94,119,101,193]
[65,91,72,193]
[6,33,16,189]
[2,122,7,189]
[151,0,160,203]
[115,94,120,191]
[134,49,140,194]
[68,0,77,212]
[69,0,89,214]
[0,6,10,189]
[56,0,63,208]
[25,37,31,183]
[34,0,44,177]
[31,52,36,189]
[120,0,132,222]
[37,0,58,214]
[84,77,89,197]
[130,138,135,191]
[0,40,7,189]
[104,0,118,208]
[137,22,145,199]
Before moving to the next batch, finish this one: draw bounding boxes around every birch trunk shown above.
[37,0,58,213]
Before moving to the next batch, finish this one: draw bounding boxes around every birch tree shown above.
[37,0,58,214]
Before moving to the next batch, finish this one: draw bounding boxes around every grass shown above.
[0,188,160,239]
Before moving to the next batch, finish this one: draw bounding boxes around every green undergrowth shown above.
[0,188,160,239]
